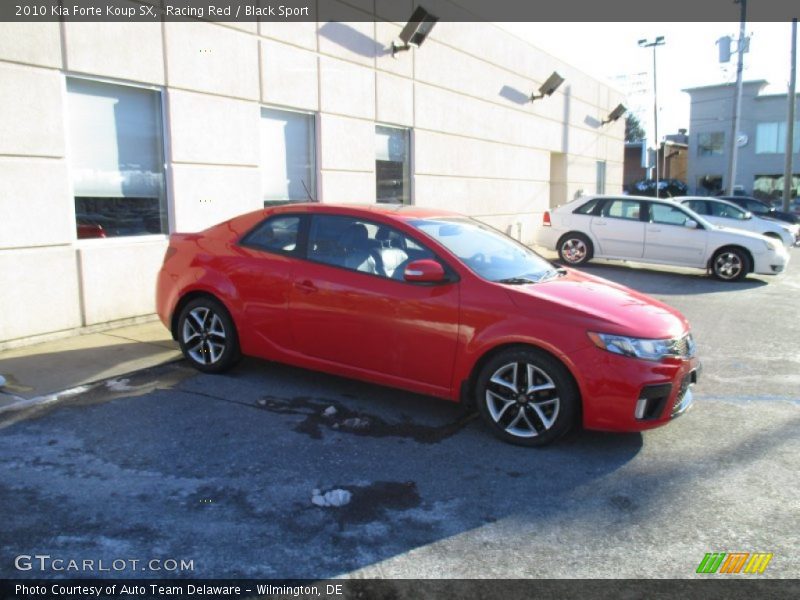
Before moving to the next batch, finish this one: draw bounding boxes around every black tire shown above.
[557,232,593,266]
[177,296,241,373]
[710,247,750,282]
[475,347,579,447]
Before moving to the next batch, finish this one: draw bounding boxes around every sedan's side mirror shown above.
[404,259,447,283]
[743,211,753,220]
[684,219,699,229]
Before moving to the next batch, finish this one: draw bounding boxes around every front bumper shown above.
[752,244,790,276]
[572,344,701,432]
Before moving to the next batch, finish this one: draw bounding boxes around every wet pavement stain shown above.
[258,395,476,443]
[326,481,421,524]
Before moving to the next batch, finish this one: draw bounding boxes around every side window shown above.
[709,202,747,220]
[650,204,692,226]
[601,199,641,221]
[241,215,301,254]
[684,200,709,215]
[745,200,768,214]
[308,215,432,280]
[573,198,602,215]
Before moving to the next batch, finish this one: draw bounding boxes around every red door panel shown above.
[289,261,460,391]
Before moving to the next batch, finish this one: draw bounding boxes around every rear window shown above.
[240,215,301,254]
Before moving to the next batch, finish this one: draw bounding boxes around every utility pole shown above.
[725,0,747,195]
[783,18,797,212]
[639,36,665,196]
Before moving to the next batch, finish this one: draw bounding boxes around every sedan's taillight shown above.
[543,211,551,227]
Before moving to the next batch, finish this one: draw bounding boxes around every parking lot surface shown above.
[1,254,798,580]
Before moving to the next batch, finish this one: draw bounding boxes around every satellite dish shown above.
[736,132,749,147]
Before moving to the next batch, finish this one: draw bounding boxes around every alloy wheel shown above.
[485,361,561,438]
[561,238,587,264]
[713,251,744,280]
[182,306,228,365]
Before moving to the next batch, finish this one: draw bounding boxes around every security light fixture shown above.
[530,71,564,102]
[602,103,627,124]
[392,6,439,57]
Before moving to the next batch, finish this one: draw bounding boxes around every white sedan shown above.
[534,195,790,281]
[677,196,798,248]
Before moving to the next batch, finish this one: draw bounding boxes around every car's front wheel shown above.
[710,247,750,282]
[475,348,579,447]
[177,296,240,373]
[557,232,593,266]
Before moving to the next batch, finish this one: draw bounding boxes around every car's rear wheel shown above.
[475,348,578,447]
[177,296,240,373]
[557,233,592,266]
[711,247,750,282]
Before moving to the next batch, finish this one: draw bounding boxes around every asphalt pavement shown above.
[0,251,798,582]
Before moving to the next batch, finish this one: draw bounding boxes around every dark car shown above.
[719,196,800,225]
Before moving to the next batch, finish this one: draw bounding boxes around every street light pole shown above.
[639,36,665,196]
[726,0,747,195]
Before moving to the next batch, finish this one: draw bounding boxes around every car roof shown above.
[674,196,745,209]
[568,194,686,207]
[265,202,462,220]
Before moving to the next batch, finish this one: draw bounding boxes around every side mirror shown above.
[684,219,699,229]
[743,211,753,220]
[403,259,447,283]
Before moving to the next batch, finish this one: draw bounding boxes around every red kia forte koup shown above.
[156,204,700,446]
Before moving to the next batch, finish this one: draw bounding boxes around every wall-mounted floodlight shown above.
[530,71,564,102]
[602,103,627,124]
[392,6,439,57]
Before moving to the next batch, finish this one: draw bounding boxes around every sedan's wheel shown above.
[711,248,749,282]
[177,297,240,373]
[558,233,592,266]
[475,348,578,447]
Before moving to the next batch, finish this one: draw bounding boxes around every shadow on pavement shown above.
[0,358,644,579]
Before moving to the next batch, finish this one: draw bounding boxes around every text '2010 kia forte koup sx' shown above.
[157,204,700,446]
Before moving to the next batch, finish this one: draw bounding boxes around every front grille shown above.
[671,371,696,417]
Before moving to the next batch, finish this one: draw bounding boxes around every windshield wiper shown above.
[538,267,568,282]
[495,276,537,285]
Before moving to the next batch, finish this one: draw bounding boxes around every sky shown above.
[498,22,797,143]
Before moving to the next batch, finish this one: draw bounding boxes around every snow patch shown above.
[106,378,135,392]
[311,488,352,508]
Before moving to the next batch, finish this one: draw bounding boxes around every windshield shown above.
[410,217,556,283]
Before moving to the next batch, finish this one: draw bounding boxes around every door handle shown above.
[648,227,662,233]
[294,280,317,294]
[593,221,607,226]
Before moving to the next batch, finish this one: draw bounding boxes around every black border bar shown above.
[1,0,798,23]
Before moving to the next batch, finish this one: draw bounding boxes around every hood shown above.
[505,269,690,339]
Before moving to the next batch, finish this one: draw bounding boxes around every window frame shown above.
[375,123,413,205]
[597,198,644,221]
[64,73,170,244]
[697,131,725,157]
[259,105,318,206]
[646,201,704,228]
[303,214,456,285]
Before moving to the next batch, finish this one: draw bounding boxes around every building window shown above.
[67,78,166,239]
[697,132,725,156]
[596,161,607,194]
[376,125,410,204]
[755,122,800,154]
[260,107,316,205]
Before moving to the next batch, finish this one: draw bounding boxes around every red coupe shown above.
[156,203,700,446]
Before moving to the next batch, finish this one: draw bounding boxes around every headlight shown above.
[587,332,690,361]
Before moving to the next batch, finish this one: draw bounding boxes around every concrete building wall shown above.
[0,17,624,346]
